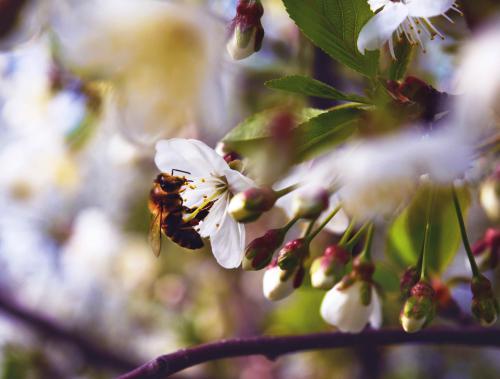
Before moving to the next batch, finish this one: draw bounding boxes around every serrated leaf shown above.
[388,41,414,81]
[386,185,471,274]
[294,104,361,160]
[222,104,362,162]
[265,75,371,103]
[282,0,379,77]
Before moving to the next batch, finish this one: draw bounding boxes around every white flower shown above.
[155,138,255,268]
[454,18,500,139]
[320,281,382,333]
[358,0,459,59]
[328,128,473,220]
[275,163,349,234]
[262,265,295,301]
[52,0,226,145]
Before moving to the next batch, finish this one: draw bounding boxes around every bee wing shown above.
[149,209,162,257]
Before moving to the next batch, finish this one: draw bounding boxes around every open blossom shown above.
[358,0,459,58]
[320,280,382,333]
[327,128,473,220]
[52,0,226,145]
[155,138,255,268]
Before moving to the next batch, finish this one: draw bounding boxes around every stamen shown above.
[423,18,444,39]
[441,13,454,23]
[388,35,396,60]
[183,189,225,223]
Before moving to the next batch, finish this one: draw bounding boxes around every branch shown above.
[118,327,500,379]
[0,290,139,373]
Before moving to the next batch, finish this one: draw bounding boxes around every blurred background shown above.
[1,0,500,378]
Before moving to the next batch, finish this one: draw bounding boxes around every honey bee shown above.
[148,170,210,256]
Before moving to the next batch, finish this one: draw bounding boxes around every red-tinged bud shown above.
[471,275,498,327]
[311,245,351,289]
[292,188,330,220]
[226,0,264,60]
[242,228,285,270]
[228,187,278,223]
[432,280,463,322]
[400,266,419,298]
[400,280,436,333]
[277,238,309,271]
[352,256,375,282]
[293,265,305,289]
[223,151,242,164]
[262,263,294,301]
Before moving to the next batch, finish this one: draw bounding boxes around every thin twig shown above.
[0,289,139,373]
[118,327,500,379]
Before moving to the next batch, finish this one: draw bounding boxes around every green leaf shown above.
[388,41,414,81]
[282,0,379,77]
[386,186,471,274]
[222,104,363,162]
[294,104,361,160]
[265,75,371,103]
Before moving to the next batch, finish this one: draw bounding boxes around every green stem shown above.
[282,216,300,234]
[275,184,298,198]
[306,204,342,242]
[420,222,431,280]
[344,222,370,251]
[338,217,356,246]
[452,187,480,277]
[359,223,374,262]
[303,217,319,238]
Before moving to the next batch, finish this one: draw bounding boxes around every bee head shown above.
[155,173,185,192]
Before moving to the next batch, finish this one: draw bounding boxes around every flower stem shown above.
[452,187,480,277]
[282,216,300,234]
[303,217,319,238]
[275,184,298,198]
[306,204,342,242]
[359,223,374,262]
[338,217,356,246]
[418,188,435,280]
[344,222,370,251]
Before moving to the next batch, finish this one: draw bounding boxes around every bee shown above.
[148,170,210,256]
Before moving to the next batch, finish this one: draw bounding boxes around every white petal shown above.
[406,0,455,18]
[182,177,221,208]
[368,0,390,12]
[198,194,228,237]
[155,138,228,177]
[210,199,245,268]
[368,287,383,329]
[263,266,295,301]
[357,3,408,54]
[224,168,256,194]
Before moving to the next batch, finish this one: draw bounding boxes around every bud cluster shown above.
[471,275,499,327]
[226,0,264,60]
[243,228,285,270]
[400,280,436,333]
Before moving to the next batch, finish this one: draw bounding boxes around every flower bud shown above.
[471,275,498,327]
[226,0,264,60]
[400,266,419,298]
[262,264,294,301]
[310,245,350,290]
[228,187,277,223]
[480,170,500,223]
[242,228,285,270]
[400,280,436,333]
[292,188,330,219]
[352,256,375,282]
[277,238,308,271]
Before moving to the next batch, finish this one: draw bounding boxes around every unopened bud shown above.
[480,172,500,223]
[292,189,329,219]
[277,238,308,271]
[226,0,264,60]
[310,245,350,290]
[400,266,419,298]
[242,228,285,270]
[471,275,499,327]
[400,280,436,333]
[228,187,277,223]
[352,256,375,282]
[262,264,294,301]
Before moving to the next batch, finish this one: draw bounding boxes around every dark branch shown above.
[118,327,500,379]
[0,290,139,373]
